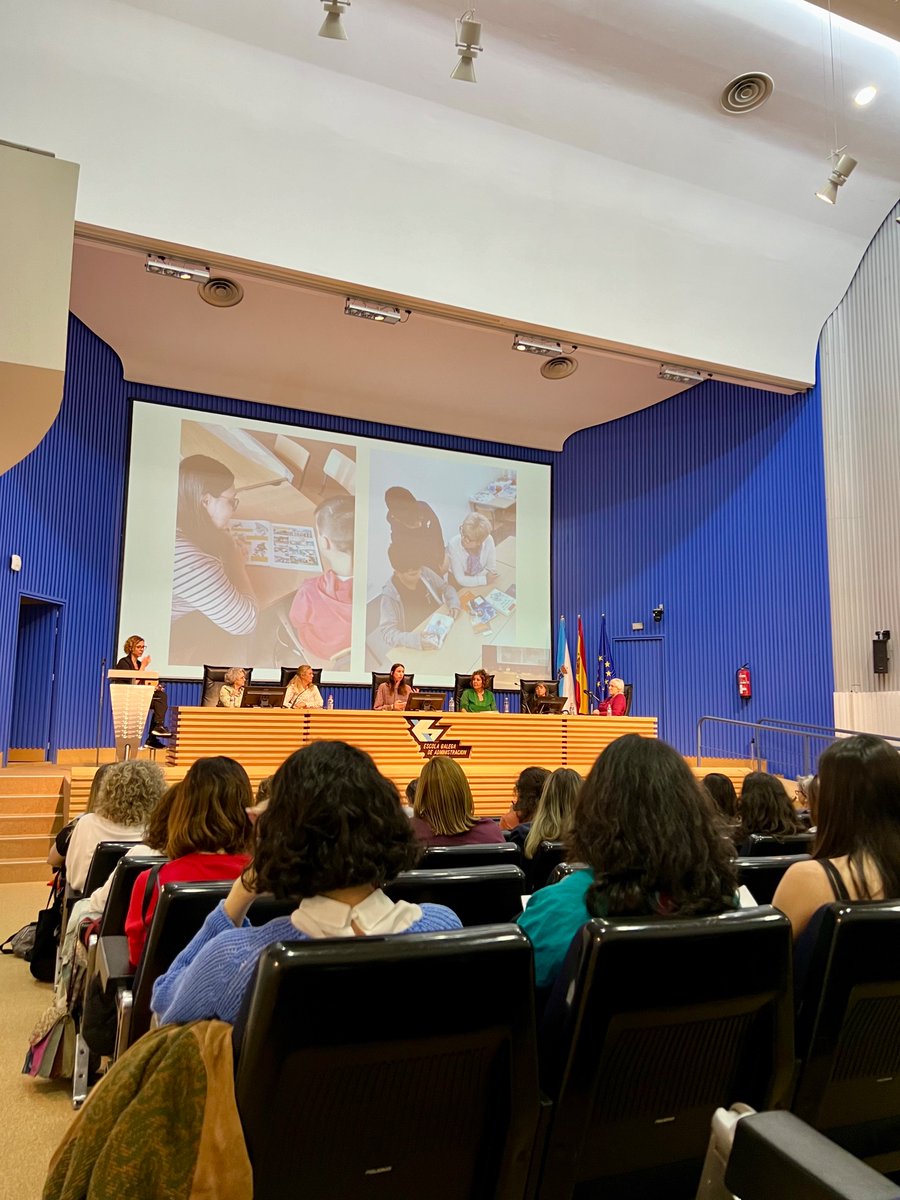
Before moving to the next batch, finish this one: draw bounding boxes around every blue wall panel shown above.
[553,378,833,771]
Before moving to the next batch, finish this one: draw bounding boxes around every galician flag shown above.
[576,615,589,714]
[556,616,576,713]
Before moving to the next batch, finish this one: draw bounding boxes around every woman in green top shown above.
[459,669,497,712]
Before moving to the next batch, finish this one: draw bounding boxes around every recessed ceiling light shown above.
[512,334,564,357]
[853,85,877,107]
[344,297,402,324]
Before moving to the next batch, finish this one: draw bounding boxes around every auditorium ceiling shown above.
[12,0,899,448]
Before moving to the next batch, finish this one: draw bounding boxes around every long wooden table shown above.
[167,709,658,816]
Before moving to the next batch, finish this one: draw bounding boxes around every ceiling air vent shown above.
[199,277,244,307]
[720,72,774,115]
[541,355,578,381]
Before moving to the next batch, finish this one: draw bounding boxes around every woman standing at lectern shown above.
[115,635,170,744]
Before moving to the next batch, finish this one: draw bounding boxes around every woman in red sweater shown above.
[125,756,253,967]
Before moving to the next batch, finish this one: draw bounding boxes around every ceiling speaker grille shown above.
[199,277,244,307]
[720,73,774,115]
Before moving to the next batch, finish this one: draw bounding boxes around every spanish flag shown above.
[576,615,589,714]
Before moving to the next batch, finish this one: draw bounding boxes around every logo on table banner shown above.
[404,717,472,759]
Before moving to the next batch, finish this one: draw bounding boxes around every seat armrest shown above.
[98,936,134,995]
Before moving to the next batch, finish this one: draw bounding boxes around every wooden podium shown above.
[167,709,658,816]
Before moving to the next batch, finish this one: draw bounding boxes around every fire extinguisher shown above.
[736,665,752,699]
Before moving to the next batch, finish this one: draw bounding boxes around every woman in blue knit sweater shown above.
[153,741,462,1026]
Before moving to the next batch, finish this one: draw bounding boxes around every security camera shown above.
[653,604,664,623]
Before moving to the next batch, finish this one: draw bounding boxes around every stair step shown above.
[0,793,65,815]
[0,775,65,796]
[0,833,55,858]
[0,814,61,837]
[0,859,54,884]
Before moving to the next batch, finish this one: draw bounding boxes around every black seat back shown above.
[370,671,416,706]
[527,840,567,892]
[82,840,143,895]
[736,854,811,905]
[744,832,815,856]
[792,900,900,1171]
[536,907,794,1200]
[99,856,168,936]
[547,861,587,886]
[201,664,254,707]
[235,927,539,1200]
[128,881,294,1048]
[385,866,525,924]
[419,842,521,871]
[453,671,495,710]
[278,666,323,688]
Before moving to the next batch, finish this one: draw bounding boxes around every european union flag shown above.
[597,613,615,699]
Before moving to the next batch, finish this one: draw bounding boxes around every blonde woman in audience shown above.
[773,734,900,938]
[522,768,583,859]
[410,756,505,846]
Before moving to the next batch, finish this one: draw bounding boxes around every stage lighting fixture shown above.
[816,152,857,205]
[658,364,704,384]
[512,334,563,357]
[319,0,349,41]
[452,10,482,82]
[344,297,402,324]
[145,254,210,283]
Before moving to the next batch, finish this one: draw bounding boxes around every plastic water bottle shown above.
[448,695,455,712]
[503,696,510,713]
[327,693,334,710]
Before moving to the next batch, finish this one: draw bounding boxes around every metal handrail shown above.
[757,716,900,746]
[695,716,820,770]
[698,714,900,776]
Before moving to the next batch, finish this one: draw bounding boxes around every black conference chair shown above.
[520,678,559,714]
[736,854,810,905]
[201,664,254,707]
[454,671,495,711]
[532,907,794,1200]
[623,682,633,714]
[385,866,526,924]
[526,840,567,892]
[419,842,522,871]
[724,1110,900,1200]
[234,927,540,1200]
[278,665,323,688]
[546,861,587,886]
[62,838,143,944]
[370,670,416,707]
[742,832,815,857]
[792,900,900,1174]
[102,880,295,1058]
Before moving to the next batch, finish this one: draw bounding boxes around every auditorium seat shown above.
[532,907,794,1200]
[385,866,526,924]
[736,854,811,905]
[201,664,254,706]
[61,839,142,947]
[527,840,567,892]
[623,682,633,714]
[453,670,495,710]
[742,832,815,856]
[419,842,522,870]
[370,670,415,706]
[792,900,900,1174]
[234,927,540,1200]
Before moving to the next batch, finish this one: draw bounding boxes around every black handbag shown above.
[28,872,64,983]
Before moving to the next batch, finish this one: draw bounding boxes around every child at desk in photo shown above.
[448,512,499,589]
[376,542,460,651]
[289,496,354,663]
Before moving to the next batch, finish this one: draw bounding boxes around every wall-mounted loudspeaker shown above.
[873,636,889,675]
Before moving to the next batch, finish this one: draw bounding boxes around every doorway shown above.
[612,635,666,740]
[8,597,62,764]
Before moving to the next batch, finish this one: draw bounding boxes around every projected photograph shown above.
[169,420,356,670]
[365,448,524,678]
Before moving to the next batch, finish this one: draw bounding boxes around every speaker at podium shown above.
[108,669,159,760]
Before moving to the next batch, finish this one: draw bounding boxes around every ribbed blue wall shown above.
[0,317,546,757]
[554,378,833,773]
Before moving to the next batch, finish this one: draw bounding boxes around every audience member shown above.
[794,774,818,830]
[152,741,462,1026]
[64,761,166,893]
[410,757,505,846]
[702,772,739,822]
[499,765,551,831]
[737,771,804,849]
[517,735,738,990]
[47,763,113,875]
[125,757,253,967]
[773,734,900,938]
[247,775,272,824]
[403,778,417,818]
[522,768,583,859]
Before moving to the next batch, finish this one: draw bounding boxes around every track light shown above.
[512,334,564,357]
[318,0,349,41]
[344,297,402,324]
[658,364,704,384]
[816,152,857,205]
[145,254,210,283]
[452,10,482,82]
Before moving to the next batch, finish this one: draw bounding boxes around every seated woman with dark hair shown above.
[736,771,804,850]
[409,756,505,846]
[152,741,462,1026]
[499,765,551,832]
[517,734,739,990]
[125,756,254,967]
[773,734,900,938]
[702,772,739,823]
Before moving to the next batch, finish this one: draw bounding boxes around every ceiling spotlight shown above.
[145,254,210,283]
[658,364,705,384]
[452,9,482,83]
[344,297,402,324]
[318,0,349,41]
[512,334,563,357]
[816,152,858,205]
[853,85,877,107]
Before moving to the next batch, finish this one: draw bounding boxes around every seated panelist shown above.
[283,664,324,710]
[115,635,170,744]
[596,677,627,716]
[373,663,415,711]
[459,669,497,713]
[218,667,246,708]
